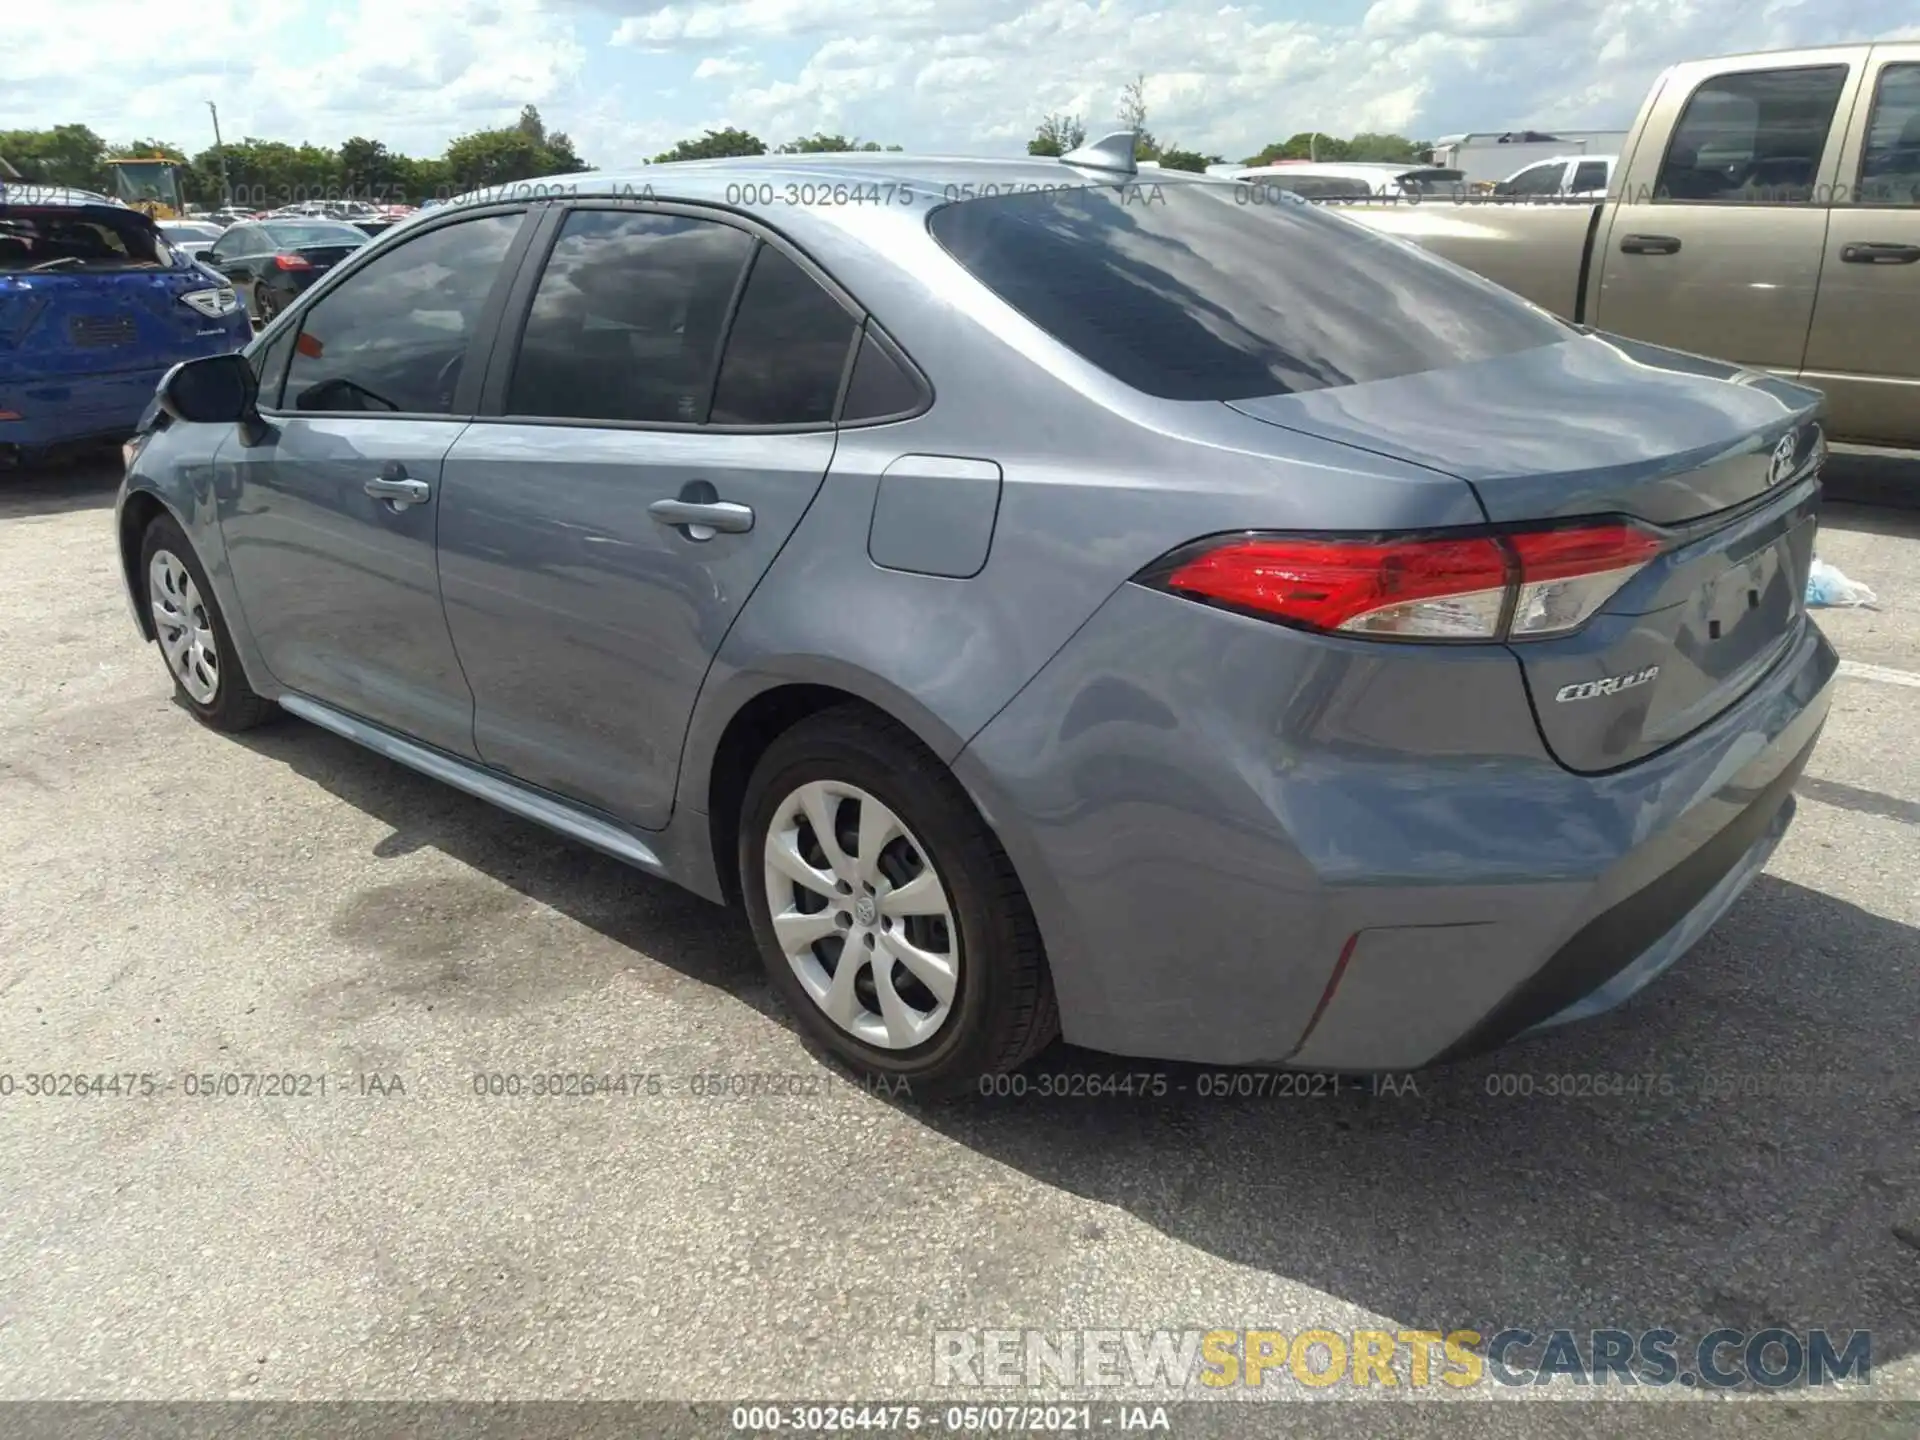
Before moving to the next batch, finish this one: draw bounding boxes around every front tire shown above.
[739,706,1058,1101]
[139,514,276,733]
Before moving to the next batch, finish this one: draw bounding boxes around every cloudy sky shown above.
[5,0,1916,164]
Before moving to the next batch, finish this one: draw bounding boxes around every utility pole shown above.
[207,101,229,206]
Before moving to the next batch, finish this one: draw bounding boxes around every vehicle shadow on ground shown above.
[934,871,1920,1374]
[234,713,1920,1375]
[0,450,125,520]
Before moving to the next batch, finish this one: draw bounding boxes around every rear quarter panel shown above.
[677,204,1488,812]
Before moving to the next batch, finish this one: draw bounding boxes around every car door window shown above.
[504,209,755,424]
[708,245,859,426]
[1571,160,1609,193]
[1655,65,1847,203]
[1502,163,1566,196]
[1858,63,1920,205]
[280,211,522,415]
[249,324,298,409]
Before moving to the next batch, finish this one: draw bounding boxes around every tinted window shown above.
[505,210,754,424]
[841,326,927,422]
[1859,64,1920,205]
[281,212,521,415]
[249,325,297,409]
[1500,163,1565,196]
[1571,161,1609,193]
[1655,65,1847,203]
[212,226,257,258]
[264,222,366,248]
[927,182,1565,401]
[709,246,859,425]
[1245,176,1374,200]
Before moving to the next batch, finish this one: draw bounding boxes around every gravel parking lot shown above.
[1,454,1916,1429]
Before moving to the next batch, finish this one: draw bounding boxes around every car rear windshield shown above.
[264,222,365,247]
[0,208,167,272]
[926,180,1566,401]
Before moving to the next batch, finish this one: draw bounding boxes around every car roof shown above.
[454,152,1215,218]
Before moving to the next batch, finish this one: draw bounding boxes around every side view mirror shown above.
[157,352,260,428]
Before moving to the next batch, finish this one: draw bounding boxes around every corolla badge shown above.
[1555,665,1660,703]
[1767,432,1798,487]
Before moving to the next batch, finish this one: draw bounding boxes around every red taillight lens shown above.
[273,253,312,271]
[1144,522,1662,643]
[1505,524,1662,637]
[1160,535,1511,639]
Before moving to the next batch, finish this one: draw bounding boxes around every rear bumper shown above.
[1,325,249,451]
[956,583,1837,1069]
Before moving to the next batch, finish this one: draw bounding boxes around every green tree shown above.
[0,125,110,189]
[1154,147,1219,173]
[1117,74,1160,160]
[445,128,546,188]
[338,136,400,201]
[654,127,767,162]
[1026,113,1086,157]
[776,133,901,153]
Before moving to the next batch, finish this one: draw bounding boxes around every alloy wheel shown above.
[761,780,960,1049]
[148,550,219,704]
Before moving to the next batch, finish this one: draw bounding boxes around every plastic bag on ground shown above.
[1806,557,1878,608]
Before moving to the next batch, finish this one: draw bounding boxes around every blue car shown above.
[1,186,252,464]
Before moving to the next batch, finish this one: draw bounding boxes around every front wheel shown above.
[739,706,1058,1101]
[139,513,277,732]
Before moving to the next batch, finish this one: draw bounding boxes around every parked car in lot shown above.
[198,217,370,323]
[1335,40,1920,456]
[1,189,250,463]
[117,149,1836,1095]
[157,219,224,259]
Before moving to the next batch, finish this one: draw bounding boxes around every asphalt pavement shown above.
[0,453,1915,1433]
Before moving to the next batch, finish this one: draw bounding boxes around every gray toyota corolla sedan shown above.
[116,142,1837,1097]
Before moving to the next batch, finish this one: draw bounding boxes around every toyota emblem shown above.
[1767,432,1797,487]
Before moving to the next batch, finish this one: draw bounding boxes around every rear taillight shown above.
[273,253,312,271]
[1139,522,1664,642]
[179,286,241,318]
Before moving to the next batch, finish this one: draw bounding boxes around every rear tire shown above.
[138,513,277,733]
[739,705,1058,1102]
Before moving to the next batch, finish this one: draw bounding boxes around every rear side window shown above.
[1571,160,1609,193]
[840,326,927,422]
[927,182,1565,402]
[1858,63,1920,205]
[281,211,521,415]
[505,209,755,425]
[709,244,858,426]
[1654,65,1847,203]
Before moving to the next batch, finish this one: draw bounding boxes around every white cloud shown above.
[4,0,1917,165]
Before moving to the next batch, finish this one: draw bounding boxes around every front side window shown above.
[505,209,755,424]
[1571,161,1610,193]
[928,181,1565,402]
[1654,65,1848,203]
[280,211,522,415]
[708,245,859,425]
[1858,63,1920,206]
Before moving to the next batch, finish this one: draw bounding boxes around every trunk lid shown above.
[1227,332,1826,772]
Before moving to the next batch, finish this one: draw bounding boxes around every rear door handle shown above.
[649,497,755,538]
[364,465,431,508]
[1619,233,1682,255]
[1840,242,1920,265]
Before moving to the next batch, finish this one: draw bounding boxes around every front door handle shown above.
[649,495,754,539]
[1840,241,1920,265]
[1619,233,1682,255]
[364,464,430,509]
